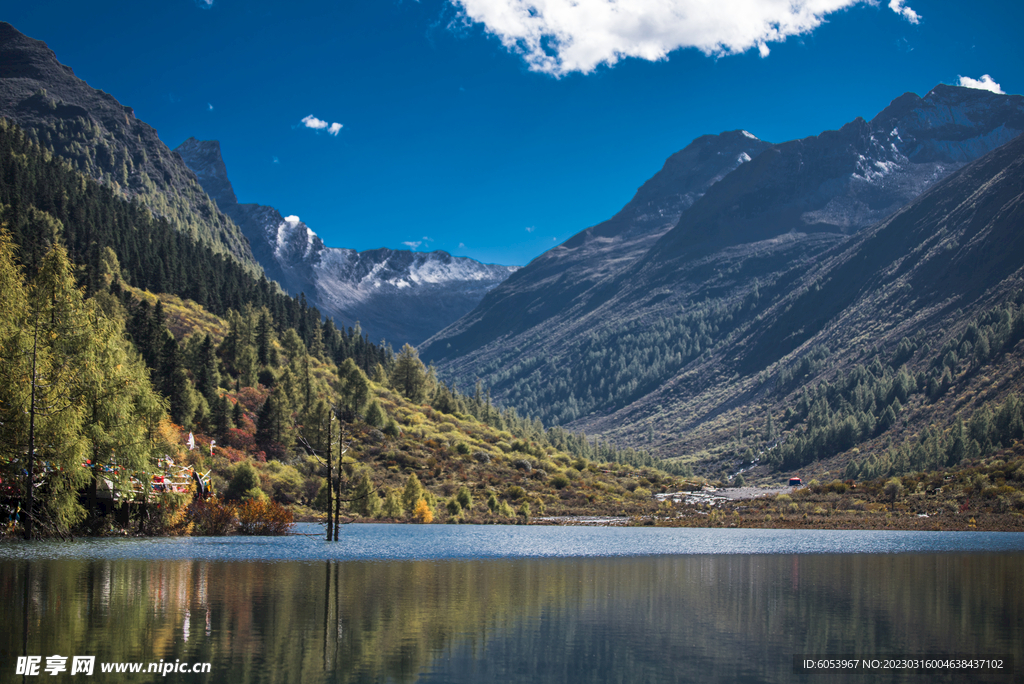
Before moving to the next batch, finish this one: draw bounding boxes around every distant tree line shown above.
[475,295,751,427]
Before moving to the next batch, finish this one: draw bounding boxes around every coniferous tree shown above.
[256,308,274,366]
[212,394,233,437]
[391,344,429,403]
[159,330,197,427]
[21,235,97,537]
[0,228,35,531]
[338,358,370,420]
[350,468,380,518]
[232,399,243,427]
[364,399,386,428]
[255,386,292,458]
[382,488,403,519]
[190,333,220,404]
[402,473,424,515]
[0,230,90,536]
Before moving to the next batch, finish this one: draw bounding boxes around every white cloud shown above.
[450,0,923,76]
[888,0,920,25]
[957,74,1004,94]
[403,241,422,249]
[301,115,344,135]
[207,103,214,111]
[194,0,213,8]
[273,156,280,164]
[525,226,535,233]
[459,242,466,248]
[302,115,329,130]
[284,215,301,224]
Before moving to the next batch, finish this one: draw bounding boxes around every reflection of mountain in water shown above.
[3,551,1022,683]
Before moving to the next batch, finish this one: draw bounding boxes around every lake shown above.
[2,524,1022,683]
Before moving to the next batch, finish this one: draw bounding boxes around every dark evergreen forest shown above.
[0,118,389,374]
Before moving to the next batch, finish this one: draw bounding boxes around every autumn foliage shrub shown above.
[141,491,194,536]
[235,498,294,535]
[413,499,433,523]
[224,427,256,451]
[188,498,237,536]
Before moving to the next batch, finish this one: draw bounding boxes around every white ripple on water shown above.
[2,524,1024,562]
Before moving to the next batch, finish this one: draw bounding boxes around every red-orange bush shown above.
[235,498,293,535]
[224,427,256,451]
[188,498,237,536]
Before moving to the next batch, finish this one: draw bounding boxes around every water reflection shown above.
[2,553,1021,683]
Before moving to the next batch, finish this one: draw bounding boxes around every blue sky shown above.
[5,0,1021,266]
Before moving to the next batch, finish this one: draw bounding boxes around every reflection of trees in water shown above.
[2,554,1022,683]
[430,555,1024,684]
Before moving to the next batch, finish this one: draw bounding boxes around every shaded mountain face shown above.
[175,138,516,346]
[421,86,1024,460]
[421,130,774,357]
[592,132,1024,473]
[0,23,258,272]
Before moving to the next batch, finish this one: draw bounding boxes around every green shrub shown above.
[456,486,473,510]
[226,462,262,500]
[498,500,516,518]
[506,486,526,500]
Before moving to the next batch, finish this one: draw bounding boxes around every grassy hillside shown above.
[112,283,699,525]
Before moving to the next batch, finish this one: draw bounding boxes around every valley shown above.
[1,19,1023,536]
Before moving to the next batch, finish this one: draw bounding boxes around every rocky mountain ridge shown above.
[420,84,1024,467]
[0,22,259,272]
[175,137,516,346]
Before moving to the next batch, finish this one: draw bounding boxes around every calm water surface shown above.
[2,525,1022,683]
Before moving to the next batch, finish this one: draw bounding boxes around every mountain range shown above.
[5,17,1024,480]
[421,84,1024,474]
[174,138,516,347]
[0,21,515,348]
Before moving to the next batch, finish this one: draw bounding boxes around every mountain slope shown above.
[421,85,1024,459]
[610,131,1024,479]
[175,138,516,347]
[0,22,259,272]
[421,131,773,357]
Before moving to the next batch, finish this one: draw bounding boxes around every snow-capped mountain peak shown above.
[175,137,517,346]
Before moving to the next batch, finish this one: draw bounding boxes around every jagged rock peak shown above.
[175,137,237,207]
